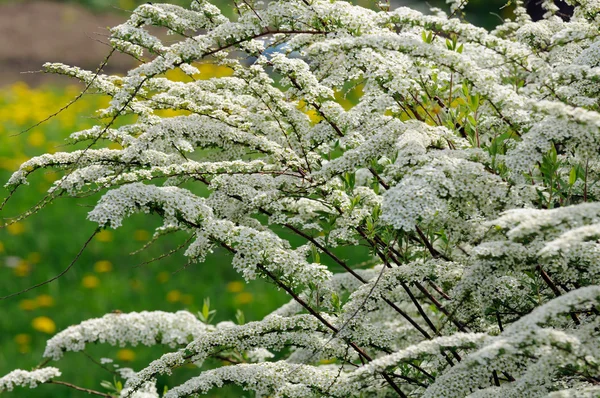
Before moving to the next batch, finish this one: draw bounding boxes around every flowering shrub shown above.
[2,0,600,396]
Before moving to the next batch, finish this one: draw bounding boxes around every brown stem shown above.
[414,282,468,333]
[492,370,500,387]
[428,281,452,300]
[496,311,504,333]
[369,167,390,190]
[401,282,439,336]
[536,265,580,325]
[259,209,367,283]
[382,297,432,339]
[47,380,115,397]
[218,242,406,396]
[414,225,450,261]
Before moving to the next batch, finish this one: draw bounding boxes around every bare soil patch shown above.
[0,1,137,87]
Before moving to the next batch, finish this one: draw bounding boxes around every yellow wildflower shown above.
[27,252,41,264]
[157,271,170,283]
[319,358,336,364]
[14,261,31,277]
[133,229,150,241]
[26,131,46,147]
[182,294,194,305]
[32,316,56,334]
[130,279,143,291]
[43,171,58,182]
[36,294,54,307]
[226,281,245,293]
[234,292,254,305]
[95,230,113,242]
[6,222,25,235]
[94,260,113,273]
[19,299,37,311]
[14,334,31,345]
[116,349,136,362]
[82,275,100,289]
[166,290,182,303]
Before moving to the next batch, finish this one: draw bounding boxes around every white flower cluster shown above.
[44,311,211,360]
[0,368,61,392]
[4,0,600,396]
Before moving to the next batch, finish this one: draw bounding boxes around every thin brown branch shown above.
[0,228,99,300]
[536,265,580,325]
[47,380,115,397]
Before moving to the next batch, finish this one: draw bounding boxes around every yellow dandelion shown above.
[19,299,37,311]
[133,229,150,241]
[130,279,143,291]
[95,230,113,242]
[116,349,136,362]
[11,81,30,95]
[305,109,323,124]
[82,275,100,289]
[14,261,31,277]
[157,271,170,283]
[45,142,59,154]
[195,63,234,79]
[166,290,182,303]
[94,260,113,273]
[26,131,46,147]
[182,294,194,305]
[32,316,56,334]
[108,142,123,150]
[319,358,336,364]
[226,281,245,293]
[6,222,25,235]
[43,171,58,183]
[14,334,31,345]
[27,252,41,264]
[0,157,13,171]
[36,294,54,307]
[234,292,254,305]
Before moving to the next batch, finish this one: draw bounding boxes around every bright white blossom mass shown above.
[2,0,600,396]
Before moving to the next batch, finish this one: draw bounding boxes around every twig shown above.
[47,380,115,397]
[0,228,99,300]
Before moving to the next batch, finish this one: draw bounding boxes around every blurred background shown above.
[0,0,515,397]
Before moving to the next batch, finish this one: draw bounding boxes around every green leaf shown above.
[446,38,453,50]
[202,298,210,320]
[569,167,577,186]
[331,292,341,312]
[235,309,245,325]
[312,245,321,263]
[100,381,115,391]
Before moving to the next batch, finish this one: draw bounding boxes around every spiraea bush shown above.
[1,0,600,396]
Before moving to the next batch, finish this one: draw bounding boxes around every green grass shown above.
[0,83,293,397]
